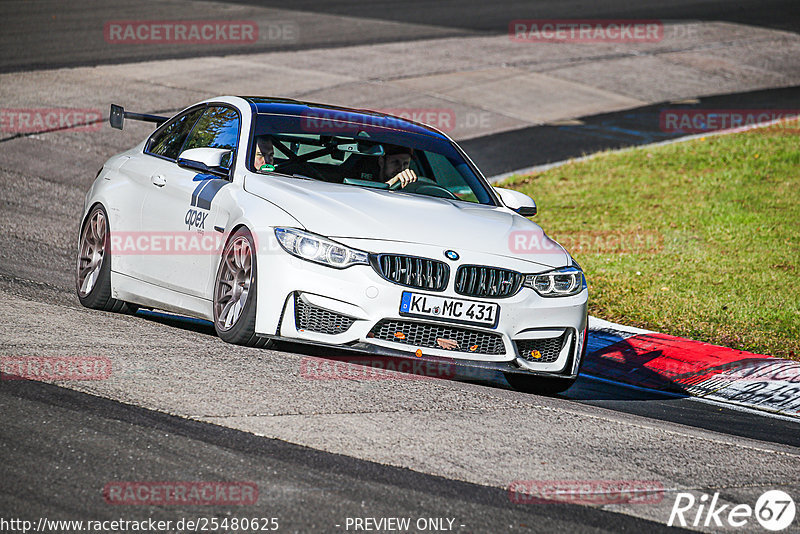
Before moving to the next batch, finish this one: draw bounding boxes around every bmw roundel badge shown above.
[444,250,459,261]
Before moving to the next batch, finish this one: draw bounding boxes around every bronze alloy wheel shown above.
[76,205,137,314]
[215,235,253,331]
[212,228,272,348]
[77,208,107,297]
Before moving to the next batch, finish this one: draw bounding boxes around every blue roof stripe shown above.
[241,97,447,139]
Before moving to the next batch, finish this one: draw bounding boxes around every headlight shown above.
[524,266,586,297]
[274,227,369,269]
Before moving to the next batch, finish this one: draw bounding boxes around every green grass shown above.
[501,124,800,359]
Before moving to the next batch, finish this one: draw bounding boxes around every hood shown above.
[244,174,569,268]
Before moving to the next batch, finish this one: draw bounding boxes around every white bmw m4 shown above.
[77,96,588,393]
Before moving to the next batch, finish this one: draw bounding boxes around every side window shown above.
[146,108,204,160]
[182,106,240,153]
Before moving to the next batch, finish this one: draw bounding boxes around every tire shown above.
[504,373,577,395]
[213,227,272,348]
[76,204,139,314]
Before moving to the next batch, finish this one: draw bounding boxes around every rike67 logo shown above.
[668,490,796,531]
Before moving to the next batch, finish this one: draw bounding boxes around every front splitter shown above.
[259,334,578,381]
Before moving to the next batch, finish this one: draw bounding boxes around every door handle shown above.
[151,174,167,187]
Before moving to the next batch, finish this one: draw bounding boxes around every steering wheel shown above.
[275,160,327,181]
[390,176,459,200]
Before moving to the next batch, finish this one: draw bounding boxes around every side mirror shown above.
[494,187,537,217]
[177,147,233,177]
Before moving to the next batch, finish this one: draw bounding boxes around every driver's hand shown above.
[388,169,417,188]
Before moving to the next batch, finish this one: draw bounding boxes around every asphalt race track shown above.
[2,379,693,533]
[1,1,800,532]
[2,0,799,72]
[465,85,800,176]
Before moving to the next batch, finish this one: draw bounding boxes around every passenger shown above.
[253,136,274,171]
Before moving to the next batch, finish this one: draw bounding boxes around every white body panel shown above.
[81,96,588,378]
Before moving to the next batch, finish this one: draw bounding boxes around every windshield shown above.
[249,112,495,205]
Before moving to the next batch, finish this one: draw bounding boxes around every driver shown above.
[253,136,274,171]
[378,145,417,188]
[344,144,418,188]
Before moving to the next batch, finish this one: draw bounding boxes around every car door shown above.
[114,106,204,281]
[139,105,241,298]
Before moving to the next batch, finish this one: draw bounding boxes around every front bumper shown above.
[254,238,588,378]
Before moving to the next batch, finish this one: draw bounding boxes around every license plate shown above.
[399,291,500,328]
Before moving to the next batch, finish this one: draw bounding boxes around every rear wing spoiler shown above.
[109,104,168,130]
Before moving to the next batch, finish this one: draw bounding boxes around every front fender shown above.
[210,184,302,335]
